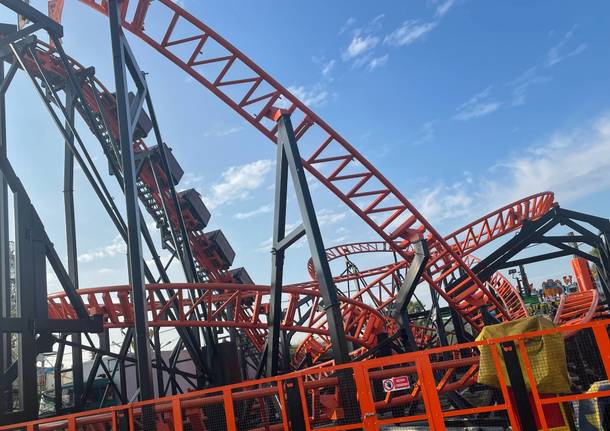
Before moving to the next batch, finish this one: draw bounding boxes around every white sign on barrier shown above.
[382,376,410,392]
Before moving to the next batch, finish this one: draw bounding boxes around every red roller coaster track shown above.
[48,0,515,331]
[294,193,552,364]
[28,1,595,373]
[0,3,602,428]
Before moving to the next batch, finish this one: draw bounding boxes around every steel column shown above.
[107,0,154,401]
[0,57,11,420]
[267,112,351,376]
[266,126,290,377]
[61,85,85,411]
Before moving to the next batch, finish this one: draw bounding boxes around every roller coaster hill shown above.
[0,1,610,430]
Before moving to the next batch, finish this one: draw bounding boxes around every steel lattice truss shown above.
[0,0,606,425]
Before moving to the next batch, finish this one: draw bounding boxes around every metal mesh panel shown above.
[232,382,283,431]
[367,359,421,422]
[132,404,162,431]
[301,368,362,429]
[442,414,508,430]
[565,327,608,391]
[180,391,228,431]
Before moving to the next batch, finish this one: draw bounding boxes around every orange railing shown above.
[3,318,610,430]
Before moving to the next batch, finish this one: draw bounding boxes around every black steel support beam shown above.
[108,0,153,402]
[0,54,10,421]
[498,250,574,269]
[266,124,289,377]
[61,85,85,409]
[0,0,63,38]
[267,113,350,377]
[501,341,537,430]
[392,239,430,330]
[14,188,39,419]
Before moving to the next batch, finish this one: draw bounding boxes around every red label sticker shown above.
[382,376,411,392]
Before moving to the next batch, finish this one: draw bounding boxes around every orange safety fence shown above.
[3,318,610,430]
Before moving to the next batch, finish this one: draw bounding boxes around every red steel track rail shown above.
[38,1,597,373]
[294,193,552,364]
[47,283,386,352]
[48,0,515,330]
[554,289,599,329]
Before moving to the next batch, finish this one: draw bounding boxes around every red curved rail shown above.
[51,0,519,331]
[295,193,553,364]
[31,38,560,366]
[462,255,527,320]
[41,2,597,371]
[47,282,386,351]
[554,289,599,329]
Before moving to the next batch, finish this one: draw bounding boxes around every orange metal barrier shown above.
[3,318,610,430]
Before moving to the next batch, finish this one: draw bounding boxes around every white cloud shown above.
[411,119,438,146]
[435,0,456,18]
[181,172,204,188]
[503,27,585,107]
[338,17,356,35]
[454,86,501,121]
[416,182,474,223]
[547,26,587,67]
[368,54,389,71]
[384,20,437,47]
[343,35,380,59]
[486,113,610,204]
[417,112,610,224]
[256,237,273,253]
[204,159,273,209]
[234,204,273,220]
[203,126,243,137]
[507,66,551,107]
[322,59,336,77]
[78,235,126,263]
[317,209,348,226]
[287,85,329,107]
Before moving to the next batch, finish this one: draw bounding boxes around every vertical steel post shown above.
[14,193,37,419]
[0,58,11,420]
[107,0,154,401]
[62,86,84,410]
[267,113,350,376]
[267,133,288,376]
[280,114,350,364]
[392,239,429,350]
[500,341,537,430]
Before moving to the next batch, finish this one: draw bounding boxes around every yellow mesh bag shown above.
[476,316,571,394]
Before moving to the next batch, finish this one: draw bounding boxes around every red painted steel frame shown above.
[23,40,592,372]
[47,282,386,351]
[294,193,552,364]
[37,0,598,378]
[52,0,518,330]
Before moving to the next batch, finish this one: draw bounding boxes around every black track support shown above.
[284,378,307,431]
[501,341,537,430]
[108,0,154,402]
[62,84,85,411]
[267,113,350,376]
[0,55,10,422]
[391,239,429,350]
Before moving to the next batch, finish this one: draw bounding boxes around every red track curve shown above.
[50,0,514,330]
[295,193,553,364]
[47,283,386,352]
[39,2,596,368]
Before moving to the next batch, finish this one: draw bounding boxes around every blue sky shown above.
[2,0,610,296]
